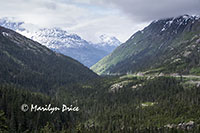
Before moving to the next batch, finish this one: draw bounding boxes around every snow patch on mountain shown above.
[157,15,200,33]
[2,32,9,37]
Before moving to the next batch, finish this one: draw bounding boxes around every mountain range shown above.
[1,14,200,133]
[0,26,98,93]
[0,18,121,67]
[92,15,200,75]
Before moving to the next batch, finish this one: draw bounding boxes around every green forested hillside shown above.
[91,15,200,75]
[1,76,200,132]
[0,26,98,93]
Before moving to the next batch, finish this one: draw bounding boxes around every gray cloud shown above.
[41,1,57,10]
[95,0,200,22]
[0,0,199,43]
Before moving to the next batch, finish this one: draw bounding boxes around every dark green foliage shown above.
[0,110,8,132]
[44,77,200,132]
[1,74,200,132]
[0,84,78,132]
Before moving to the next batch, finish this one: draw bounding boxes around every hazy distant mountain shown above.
[91,15,200,75]
[93,34,121,53]
[0,18,121,67]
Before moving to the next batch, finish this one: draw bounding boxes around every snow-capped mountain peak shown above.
[20,27,88,49]
[153,14,200,24]
[0,17,25,31]
[151,14,200,33]
[91,34,121,53]
[99,34,121,47]
[0,17,121,67]
[0,18,88,49]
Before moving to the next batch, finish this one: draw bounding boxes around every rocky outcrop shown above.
[109,80,132,93]
[164,121,195,130]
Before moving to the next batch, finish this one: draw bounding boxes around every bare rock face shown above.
[196,38,200,44]
[164,124,176,129]
[109,83,123,93]
[164,121,195,130]
[178,121,195,130]
[109,80,132,93]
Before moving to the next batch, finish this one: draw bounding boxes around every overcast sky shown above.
[0,0,200,43]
